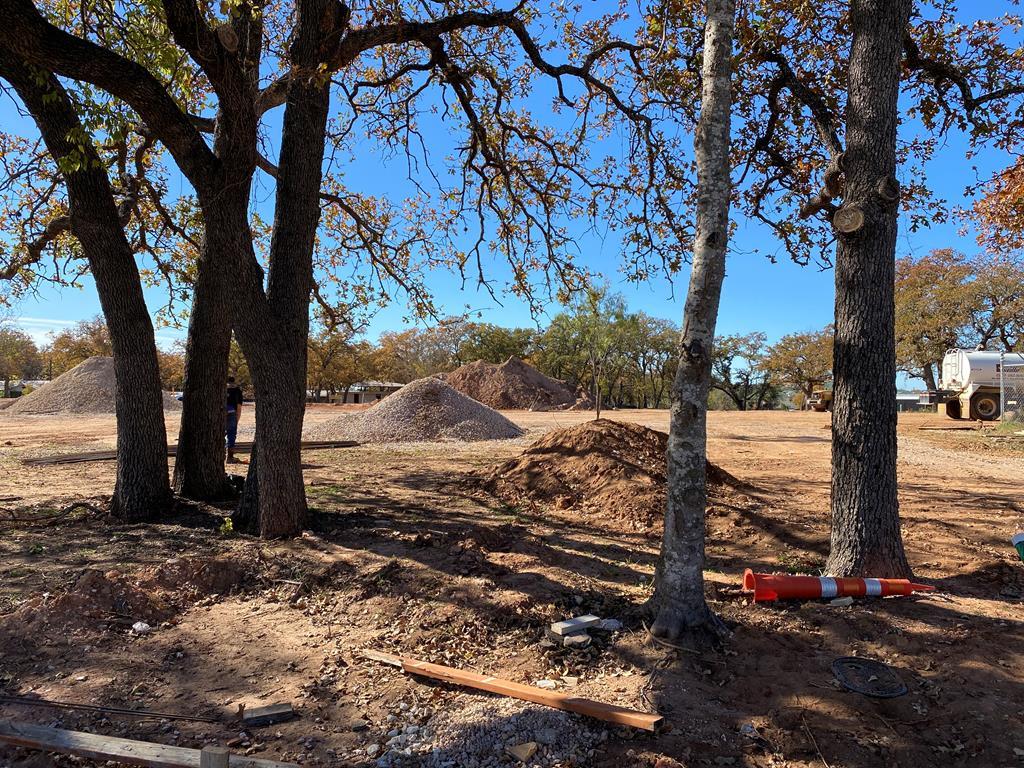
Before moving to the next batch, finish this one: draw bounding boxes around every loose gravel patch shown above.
[374,695,602,768]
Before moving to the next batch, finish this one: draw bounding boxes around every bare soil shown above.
[0,408,1022,767]
[440,357,583,411]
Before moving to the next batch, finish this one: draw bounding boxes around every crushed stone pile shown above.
[305,377,524,443]
[374,694,601,768]
[439,356,586,411]
[7,356,181,414]
[0,555,250,636]
[480,419,746,533]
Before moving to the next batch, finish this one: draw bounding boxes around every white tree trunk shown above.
[648,0,734,644]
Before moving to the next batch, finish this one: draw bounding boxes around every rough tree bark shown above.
[232,0,337,537]
[922,363,937,393]
[647,0,734,645]
[172,200,243,501]
[826,0,914,578]
[171,6,265,502]
[0,50,172,520]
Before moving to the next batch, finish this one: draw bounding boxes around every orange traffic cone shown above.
[742,569,935,603]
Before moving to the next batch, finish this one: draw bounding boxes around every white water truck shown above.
[919,348,1024,421]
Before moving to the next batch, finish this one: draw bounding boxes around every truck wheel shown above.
[945,399,962,420]
[971,393,1001,421]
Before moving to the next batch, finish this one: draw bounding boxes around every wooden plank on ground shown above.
[22,441,358,466]
[0,720,299,768]
[362,651,662,731]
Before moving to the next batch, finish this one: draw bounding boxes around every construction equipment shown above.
[807,389,833,412]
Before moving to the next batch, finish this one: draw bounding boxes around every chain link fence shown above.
[999,352,1024,424]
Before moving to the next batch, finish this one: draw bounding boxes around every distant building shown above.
[897,392,932,413]
[7,379,48,396]
[335,381,405,404]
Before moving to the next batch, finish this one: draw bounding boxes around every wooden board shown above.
[0,720,299,768]
[364,651,662,731]
[241,703,294,726]
[22,441,358,466]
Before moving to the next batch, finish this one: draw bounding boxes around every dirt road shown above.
[1,408,1022,767]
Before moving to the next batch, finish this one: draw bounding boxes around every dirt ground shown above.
[1,407,1022,767]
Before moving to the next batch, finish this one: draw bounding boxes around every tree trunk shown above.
[233,0,336,537]
[172,232,234,501]
[647,0,734,645]
[922,362,937,392]
[826,0,913,578]
[1,52,172,520]
[593,365,602,419]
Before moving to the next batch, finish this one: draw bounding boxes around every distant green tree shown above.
[457,324,536,364]
[711,332,779,410]
[765,327,834,408]
[0,325,41,396]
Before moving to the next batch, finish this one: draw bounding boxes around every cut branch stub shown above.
[823,152,846,198]
[833,203,865,234]
[876,176,900,204]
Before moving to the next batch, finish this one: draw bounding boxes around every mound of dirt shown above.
[7,356,181,414]
[440,357,586,411]
[305,377,525,443]
[0,555,250,636]
[480,419,746,533]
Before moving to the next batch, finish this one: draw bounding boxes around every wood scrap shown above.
[550,614,600,636]
[0,720,299,768]
[0,694,218,723]
[241,703,294,727]
[361,650,663,731]
[22,440,359,466]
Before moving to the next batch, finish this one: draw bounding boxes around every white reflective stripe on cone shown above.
[864,578,883,596]
[818,577,838,598]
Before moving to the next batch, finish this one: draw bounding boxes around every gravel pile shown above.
[7,356,181,414]
[304,377,524,443]
[373,695,602,768]
[440,357,584,411]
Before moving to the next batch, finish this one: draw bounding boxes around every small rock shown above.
[351,719,370,732]
[131,621,152,635]
[597,618,623,631]
[366,744,380,757]
[506,741,538,762]
[536,727,558,745]
[535,679,559,689]
[829,596,854,607]
[563,633,591,649]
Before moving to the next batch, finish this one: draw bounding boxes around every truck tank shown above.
[936,349,1024,421]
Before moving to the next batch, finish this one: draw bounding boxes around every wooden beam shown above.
[21,440,359,466]
[362,651,663,731]
[0,721,299,768]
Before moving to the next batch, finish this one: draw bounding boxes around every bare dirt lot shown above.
[1,408,1022,767]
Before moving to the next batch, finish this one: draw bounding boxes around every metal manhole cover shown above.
[831,656,907,698]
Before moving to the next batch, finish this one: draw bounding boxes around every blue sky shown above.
[2,1,1016,390]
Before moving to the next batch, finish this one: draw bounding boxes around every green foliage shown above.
[896,250,1024,386]
[0,325,42,393]
[457,324,536,365]
[711,332,782,411]
[763,326,834,402]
